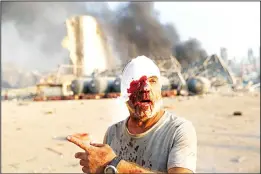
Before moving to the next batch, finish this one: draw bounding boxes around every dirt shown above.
[2,93,260,173]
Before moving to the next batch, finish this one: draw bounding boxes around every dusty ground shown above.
[2,92,260,173]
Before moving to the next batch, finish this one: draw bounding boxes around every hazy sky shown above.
[108,2,260,59]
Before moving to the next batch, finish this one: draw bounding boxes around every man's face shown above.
[126,75,162,121]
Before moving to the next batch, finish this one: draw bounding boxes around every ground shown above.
[2,92,260,173]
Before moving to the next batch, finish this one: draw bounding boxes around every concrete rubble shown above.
[164,54,260,96]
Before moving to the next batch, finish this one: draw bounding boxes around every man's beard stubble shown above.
[127,98,163,122]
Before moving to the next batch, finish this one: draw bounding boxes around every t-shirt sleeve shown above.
[103,125,115,145]
[103,126,111,144]
[103,130,108,144]
[167,121,197,173]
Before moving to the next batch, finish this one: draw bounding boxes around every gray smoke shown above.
[1,2,88,88]
[175,39,208,68]
[111,2,179,62]
[102,2,208,66]
[2,2,87,72]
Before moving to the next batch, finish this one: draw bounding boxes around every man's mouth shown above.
[140,100,152,104]
[135,99,153,107]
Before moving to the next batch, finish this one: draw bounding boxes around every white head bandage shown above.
[119,55,161,102]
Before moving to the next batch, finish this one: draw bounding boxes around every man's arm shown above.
[116,159,191,173]
[116,160,156,173]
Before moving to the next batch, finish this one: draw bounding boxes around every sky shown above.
[108,2,260,60]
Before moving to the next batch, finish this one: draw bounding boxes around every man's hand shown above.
[67,133,117,173]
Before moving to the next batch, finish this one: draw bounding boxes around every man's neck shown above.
[127,110,165,134]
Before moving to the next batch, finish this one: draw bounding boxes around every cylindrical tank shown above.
[160,76,171,91]
[71,77,92,95]
[187,76,211,94]
[111,76,121,93]
[88,76,115,94]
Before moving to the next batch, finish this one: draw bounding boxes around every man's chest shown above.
[109,133,173,172]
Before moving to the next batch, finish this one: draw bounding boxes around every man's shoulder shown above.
[104,119,127,145]
[163,111,195,135]
[162,111,197,152]
[107,119,126,134]
[164,110,193,127]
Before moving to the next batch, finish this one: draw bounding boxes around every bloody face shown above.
[126,75,162,121]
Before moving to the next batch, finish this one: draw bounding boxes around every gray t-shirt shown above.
[104,111,197,173]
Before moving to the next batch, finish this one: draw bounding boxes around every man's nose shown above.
[141,81,150,91]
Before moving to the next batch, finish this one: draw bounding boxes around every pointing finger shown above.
[73,133,91,141]
[67,135,92,151]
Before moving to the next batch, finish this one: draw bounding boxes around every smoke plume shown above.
[111,2,179,62]
[1,2,88,88]
[2,2,87,72]
[102,2,208,66]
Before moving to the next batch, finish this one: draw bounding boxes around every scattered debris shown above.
[52,136,68,141]
[26,156,37,162]
[44,109,56,115]
[56,143,64,146]
[66,163,79,167]
[45,147,63,157]
[233,111,243,116]
[8,163,20,169]
[16,127,21,131]
[231,156,245,163]
[44,111,53,115]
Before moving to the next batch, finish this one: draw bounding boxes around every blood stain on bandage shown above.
[127,76,148,94]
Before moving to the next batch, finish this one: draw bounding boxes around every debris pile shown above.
[164,54,260,96]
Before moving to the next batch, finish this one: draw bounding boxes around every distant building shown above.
[220,47,228,63]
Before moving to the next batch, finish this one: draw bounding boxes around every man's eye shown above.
[150,79,157,83]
